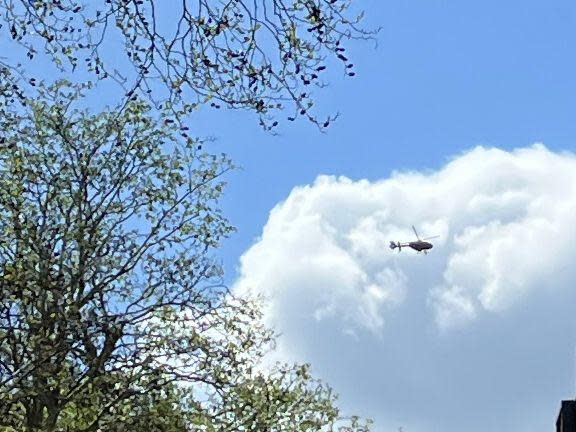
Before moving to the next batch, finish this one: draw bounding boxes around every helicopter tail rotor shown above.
[389,241,401,252]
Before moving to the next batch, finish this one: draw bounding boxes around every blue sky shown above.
[214,1,576,431]
[209,0,576,283]
[5,1,576,430]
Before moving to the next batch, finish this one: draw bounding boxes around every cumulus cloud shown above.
[233,144,576,432]
[235,144,576,330]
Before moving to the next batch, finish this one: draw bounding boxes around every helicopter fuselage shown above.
[408,241,433,251]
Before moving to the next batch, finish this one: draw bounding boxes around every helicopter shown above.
[389,226,439,254]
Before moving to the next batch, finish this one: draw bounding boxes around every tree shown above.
[0,0,375,129]
[0,83,371,431]
[0,80,228,430]
[0,1,377,430]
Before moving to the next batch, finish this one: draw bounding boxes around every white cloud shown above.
[233,144,576,432]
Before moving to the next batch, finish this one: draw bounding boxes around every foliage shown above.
[0,0,375,130]
[0,1,377,430]
[0,83,371,431]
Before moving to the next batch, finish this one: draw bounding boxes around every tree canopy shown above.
[0,1,376,430]
[0,83,372,431]
[0,0,375,129]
